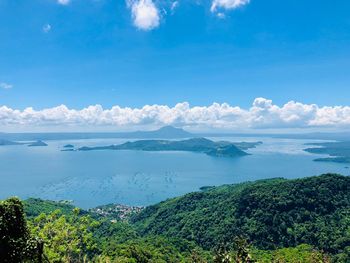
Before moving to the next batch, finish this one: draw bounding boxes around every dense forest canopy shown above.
[1,174,349,262]
[132,174,350,259]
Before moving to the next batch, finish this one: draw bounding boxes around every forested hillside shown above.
[1,174,349,262]
[132,174,350,260]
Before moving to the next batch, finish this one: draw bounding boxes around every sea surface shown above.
[0,137,348,208]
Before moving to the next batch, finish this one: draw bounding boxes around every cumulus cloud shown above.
[0,82,13,89]
[1,98,350,131]
[211,0,250,12]
[128,0,160,30]
[57,0,70,5]
[124,0,249,30]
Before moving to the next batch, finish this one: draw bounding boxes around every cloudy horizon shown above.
[1,98,350,132]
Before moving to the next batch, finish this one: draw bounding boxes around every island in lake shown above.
[304,141,350,163]
[28,140,48,147]
[0,139,22,146]
[77,138,261,158]
[61,144,75,151]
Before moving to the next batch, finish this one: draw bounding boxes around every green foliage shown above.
[251,244,331,262]
[0,197,42,262]
[93,219,139,253]
[234,174,350,252]
[93,218,211,262]
[99,236,210,263]
[23,198,77,218]
[132,178,285,248]
[25,206,210,262]
[2,174,349,262]
[132,174,350,260]
[213,237,254,263]
[28,208,100,262]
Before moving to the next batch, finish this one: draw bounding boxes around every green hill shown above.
[2,174,350,262]
[132,174,350,256]
[23,198,77,218]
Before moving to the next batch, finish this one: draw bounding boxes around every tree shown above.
[28,208,99,262]
[0,197,42,262]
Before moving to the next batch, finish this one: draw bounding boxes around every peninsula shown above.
[304,141,350,163]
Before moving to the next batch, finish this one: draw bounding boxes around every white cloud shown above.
[128,0,160,30]
[57,0,70,5]
[43,24,52,33]
[211,0,250,12]
[123,0,249,30]
[1,98,350,131]
[216,12,226,19]
[0,83,13,89]
[171,1,178,12]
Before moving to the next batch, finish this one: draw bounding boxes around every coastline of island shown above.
[304,141,350,164]
[74,138,262,158]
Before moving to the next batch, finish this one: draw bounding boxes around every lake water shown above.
[0,137,348,208]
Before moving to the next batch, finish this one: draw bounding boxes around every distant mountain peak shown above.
[152,126,192,138]
[156,126,186,132]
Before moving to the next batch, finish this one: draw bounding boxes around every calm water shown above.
[0,137,348,208]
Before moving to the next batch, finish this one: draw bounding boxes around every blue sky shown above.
[0,0,350,131]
